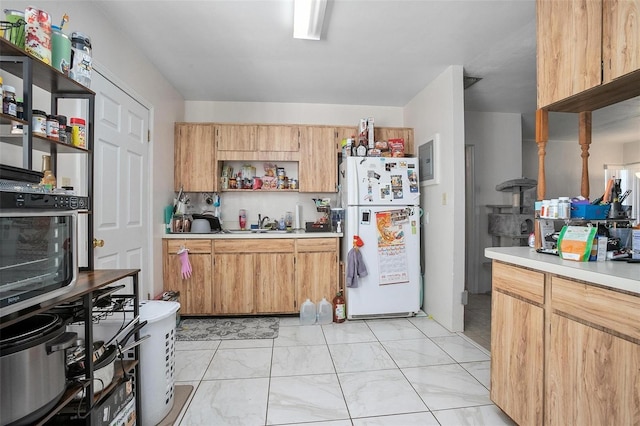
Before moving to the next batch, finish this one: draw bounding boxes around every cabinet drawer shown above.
[214,239,294,253]
[166,239,212,254]
[551,276,640,341]
[493,261,544,304]
[296,238,337,252]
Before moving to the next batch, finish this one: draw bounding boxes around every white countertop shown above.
[164,230,343,240]
[485,247,640,295]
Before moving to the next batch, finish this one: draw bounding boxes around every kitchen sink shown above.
[222,229,291,234]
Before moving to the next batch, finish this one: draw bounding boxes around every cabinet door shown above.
[374,127,415,155]
[490,290,544,426]
[163,240,213,315]
[296,238,338,308]
[174,123,216,192]
[547,314,640,425]
[536,0,603,107]
[213,253,254,314]
[257,125,299,152]
[335,127,356,154]
[255,252,296,313]
[603,0,640,82]
[298,126,337,192]
[216,124,258,151]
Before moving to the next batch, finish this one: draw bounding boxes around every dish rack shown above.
[307,198,332,232]
[1,19,26,47]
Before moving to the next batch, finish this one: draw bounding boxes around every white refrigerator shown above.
[339,157,421,319]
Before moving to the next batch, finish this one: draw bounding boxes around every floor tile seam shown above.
[320,325,356,421]
[457,361,491,391]
[173,380,202,426]
[350,409,433,421]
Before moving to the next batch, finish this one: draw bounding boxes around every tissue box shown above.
[570,204,610,220]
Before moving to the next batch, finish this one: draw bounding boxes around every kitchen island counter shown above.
[486,246,640,426]
[485,246,639,295]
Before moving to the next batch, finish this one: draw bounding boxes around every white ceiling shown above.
[92,0,638,144]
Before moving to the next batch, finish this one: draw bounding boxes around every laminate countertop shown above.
[485,247,640,296]
[164,230,343,240]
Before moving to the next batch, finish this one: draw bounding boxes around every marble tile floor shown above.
[171,316,515,426]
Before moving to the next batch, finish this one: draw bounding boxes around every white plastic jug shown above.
[300,299,316,325]
[317,298,332,324]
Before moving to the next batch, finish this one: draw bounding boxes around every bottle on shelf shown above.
[41,155,57,188]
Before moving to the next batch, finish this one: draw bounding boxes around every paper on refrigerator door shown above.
[375,210,409,285]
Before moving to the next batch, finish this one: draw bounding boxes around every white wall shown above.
[185,101,403,126]
[522,137,626,199]
[3,1,185,299]
[404,66,466,332]
[465,111,522,294]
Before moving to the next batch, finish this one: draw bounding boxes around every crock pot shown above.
[0,313,77,426]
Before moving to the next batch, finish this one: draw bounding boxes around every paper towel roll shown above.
[295,204,302,230]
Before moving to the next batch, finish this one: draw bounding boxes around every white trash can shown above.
[70,300,180,426]
[137,300,180,426]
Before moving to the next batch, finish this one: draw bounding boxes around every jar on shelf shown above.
[2,85,17,117]
[558,197,571,219]
[32,110,47,136]
[69,117,86,148]
[46,115,59,140]
[549,199,559,219]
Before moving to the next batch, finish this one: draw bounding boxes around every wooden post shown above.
[578,111,592,199]
[534,109,549,249]
[535,109,548,201]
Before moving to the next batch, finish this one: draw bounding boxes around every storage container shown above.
[70,32,92,88]
[300,299,316,325]
[570,203,611,220]
[317,298,332,324]
[68,300,180,426]
[51,25,71,75]
[70,117,86,148]
[24,7,52,65]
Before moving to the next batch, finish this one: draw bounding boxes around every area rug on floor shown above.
[176,317,279,340]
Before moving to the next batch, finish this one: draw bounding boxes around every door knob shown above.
[93,238,105,248]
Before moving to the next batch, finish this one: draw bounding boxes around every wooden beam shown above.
[535,109,548,201]
[578,111,592,199]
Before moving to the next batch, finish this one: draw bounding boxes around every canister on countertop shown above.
[69,117,86,148]
[32,110,47,136]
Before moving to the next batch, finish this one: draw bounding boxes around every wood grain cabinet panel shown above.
[162,240,213,315]
[374,127,415,155]
[296,238,339,309]
[536,0,603,108]
[491,288,544,426]
[547,314,640,425]
[174,123,216,192]
[213,253,254,314]
[257,125,299,152]
[216,124,258,151]
[603,0,640,82]
[298,126,337,192]
[255,252,296,313]
[493,261,544,304]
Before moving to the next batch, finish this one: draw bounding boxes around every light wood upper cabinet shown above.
[174,123,217,192]
[374,127,415,155]
[602,0,640,82]
[163,240,214,315]
[299,126,337,192]
[216,124,258,151]
[536,0,603,108]
[257,125,299,152]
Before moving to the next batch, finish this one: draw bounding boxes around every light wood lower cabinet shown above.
[163,238,337,316]
[491,262,544,426]
[295,238,339,308]
[490,261,640,425]
[162,240,214,315]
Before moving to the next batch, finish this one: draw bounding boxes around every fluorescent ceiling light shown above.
[293,0,327,40]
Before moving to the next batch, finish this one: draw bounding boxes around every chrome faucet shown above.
[258,214,270,229]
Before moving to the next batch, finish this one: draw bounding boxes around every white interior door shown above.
[92,71,150,294]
